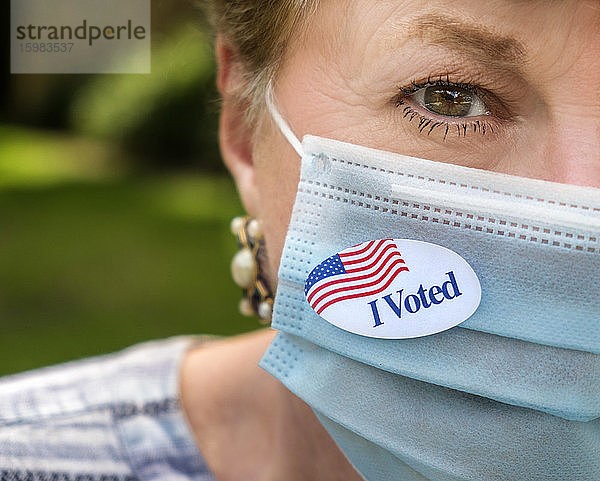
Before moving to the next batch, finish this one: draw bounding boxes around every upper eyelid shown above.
[399,76,478,95]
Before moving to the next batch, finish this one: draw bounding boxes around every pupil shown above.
[423,86,473,117]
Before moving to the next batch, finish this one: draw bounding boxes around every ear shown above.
[216,36,260,216]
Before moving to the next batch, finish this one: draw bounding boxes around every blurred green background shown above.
[0,0,260,376]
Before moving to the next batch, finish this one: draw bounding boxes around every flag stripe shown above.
[310,259,408,312]
[345,243,403,273]
[306,250,404,304]
[338,239,377,258]
[305,239,411,316]
[339,239,397,266]
[310,258,407,311]
[306,240,396,302]
[339,239,388,264]
[315,265,410,314]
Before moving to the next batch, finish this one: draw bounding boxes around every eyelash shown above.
[394,75,499,140]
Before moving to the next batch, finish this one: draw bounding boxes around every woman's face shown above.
[223,0,600,282]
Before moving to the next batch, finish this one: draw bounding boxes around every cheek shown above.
[253,126,302,287]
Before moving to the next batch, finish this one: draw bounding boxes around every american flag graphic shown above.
[304,239,409,315]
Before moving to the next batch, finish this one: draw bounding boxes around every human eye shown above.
[394,76,508,139]
[412,83,488,118]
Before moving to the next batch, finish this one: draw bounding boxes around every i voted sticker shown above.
[304,239,481,338]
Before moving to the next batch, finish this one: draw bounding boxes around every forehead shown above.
[285,0,600,81]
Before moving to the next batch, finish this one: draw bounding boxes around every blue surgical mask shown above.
[259,86,600,480]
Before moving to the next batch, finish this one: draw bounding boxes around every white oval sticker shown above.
[304,239,481,338]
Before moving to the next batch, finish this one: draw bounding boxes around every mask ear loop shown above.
[265,81,304,158]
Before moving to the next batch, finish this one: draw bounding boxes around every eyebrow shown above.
[406,14,526,71]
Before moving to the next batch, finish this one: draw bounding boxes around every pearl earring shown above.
[230,216,273,324]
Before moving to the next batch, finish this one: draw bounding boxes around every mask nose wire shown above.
[265,81,304,158]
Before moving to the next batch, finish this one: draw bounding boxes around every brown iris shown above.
[423,86,473,117]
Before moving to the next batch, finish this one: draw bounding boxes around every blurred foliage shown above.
[0,125,126,188]
[0,1,262,376]
[0,175,256,376]
[3,0,221,172]
[71,24,222,171]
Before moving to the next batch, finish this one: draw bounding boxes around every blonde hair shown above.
[203,0,318,121]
